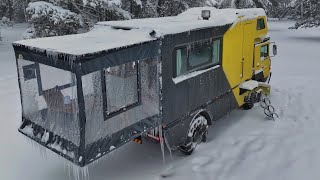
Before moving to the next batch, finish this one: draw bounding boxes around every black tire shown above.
[180,115,208,155]
[243,92,255,110]
[201,132,207,142]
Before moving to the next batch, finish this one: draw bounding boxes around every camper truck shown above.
[13,7,277,167]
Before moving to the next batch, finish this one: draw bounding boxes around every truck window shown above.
[104,61,139,116]
[257,18,266,30]
[174,38,221,78]
[176,47,188,77]
[260,45,269,60]
[189,45,212,69]
[212,39,221,64]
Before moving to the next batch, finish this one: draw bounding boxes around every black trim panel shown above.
[84,115,160,166]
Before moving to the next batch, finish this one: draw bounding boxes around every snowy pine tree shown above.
[26,1,81,38]
[204,0,221,7]
[183,0,219,8]
[83,0,131,21]
[0,0,6,18]
[12,0,29,23]
[157,0,189,17]
[140,0,158,18]
[219,0,272,9]
[0,0,13,21]
[267,0,297,19]
[121,0,143,18]
[291,0,320,29]
[156,0,219,17]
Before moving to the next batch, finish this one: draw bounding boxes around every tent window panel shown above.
[39,64,75,93]
[105,62,139,116]
[176,47,188,77]
[22,64,36,81]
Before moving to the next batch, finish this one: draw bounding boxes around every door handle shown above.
[241,58,244,77]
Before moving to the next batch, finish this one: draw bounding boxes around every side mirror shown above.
[273,44,278,56]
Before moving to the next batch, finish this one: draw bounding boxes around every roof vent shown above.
[111,26,135,30]
[149,30,157,37]
[201,10,211,20]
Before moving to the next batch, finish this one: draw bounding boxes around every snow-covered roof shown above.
[99,7,265,36]
[14,7,266,56]
[14,26,156,56]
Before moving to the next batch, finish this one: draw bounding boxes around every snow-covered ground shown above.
[1,20,320,180]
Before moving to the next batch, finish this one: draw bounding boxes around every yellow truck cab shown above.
[223,13,276,108]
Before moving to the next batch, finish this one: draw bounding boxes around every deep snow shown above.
[1,20,320,180]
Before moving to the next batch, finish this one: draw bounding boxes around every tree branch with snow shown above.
[26,1,81,38]
[290,0,320,29]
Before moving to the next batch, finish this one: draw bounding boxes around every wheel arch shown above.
[194,109,213,126]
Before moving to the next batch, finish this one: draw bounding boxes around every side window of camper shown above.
[104,62,139,117]
[176,47,188,77]
[174,38,221,78]
[212,39,221,64]
[189,45,212,69]
[257,18,266,30]
[260,45,269,60]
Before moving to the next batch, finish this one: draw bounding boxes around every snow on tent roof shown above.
[14,26,157,56]
[14,7,266,56]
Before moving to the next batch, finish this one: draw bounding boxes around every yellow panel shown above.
[222,19,243,89]
[232,87,246,106]
[242,22,255,81]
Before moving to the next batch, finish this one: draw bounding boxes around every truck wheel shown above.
[243,92,256,110]
[179,115,208,155]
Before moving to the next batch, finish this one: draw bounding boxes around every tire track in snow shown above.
[0,74,19,95]
[272,83,316,128]
[216,135,268,180]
